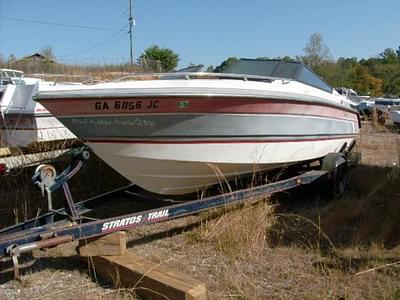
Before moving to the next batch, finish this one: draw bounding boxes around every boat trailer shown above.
[0,147,352,278]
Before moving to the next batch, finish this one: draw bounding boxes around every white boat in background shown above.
[389,110,400,125]
[374,97,400,110]
[35,59,360,195]
[336,87,375,113]
[387,103,400,125]
[0,68,77,150]
[361,97,400,125]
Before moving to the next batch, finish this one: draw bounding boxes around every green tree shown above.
[314,61,338,87]
[373,63,400,96]
[206,65,214,72]
[380,48,398,64]
[322,57,358,88]
[349,65,383,96]
[255,56,271,60]
[214,57,238,73]
[360,49,400,95]
[139,45,179,72]
[273,55,296,62]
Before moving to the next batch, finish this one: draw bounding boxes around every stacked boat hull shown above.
[0,113,75,148]
[0,71,76,149]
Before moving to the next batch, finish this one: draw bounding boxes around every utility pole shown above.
[128,0,134,65]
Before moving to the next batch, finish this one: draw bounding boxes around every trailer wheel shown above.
[321,153,348,198]
[332,165,347,197]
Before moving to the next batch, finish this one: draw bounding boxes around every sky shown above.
[0,0,399,68]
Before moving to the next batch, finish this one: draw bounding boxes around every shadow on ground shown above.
[269,163,400,250]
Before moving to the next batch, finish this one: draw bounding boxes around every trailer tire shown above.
[332,165,347,198]
[321,153,348,198]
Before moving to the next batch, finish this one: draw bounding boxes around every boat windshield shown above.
[0,69,25,85]
[221,59,333,93]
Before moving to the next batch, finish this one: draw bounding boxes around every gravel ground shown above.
[0,243,121,300]
[2,211,398,299]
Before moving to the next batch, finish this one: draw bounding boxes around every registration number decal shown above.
[95,100,160,111]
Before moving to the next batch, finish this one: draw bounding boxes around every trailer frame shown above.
[0,147,346,278]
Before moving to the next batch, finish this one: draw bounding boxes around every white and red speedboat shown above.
[35,59,360,195]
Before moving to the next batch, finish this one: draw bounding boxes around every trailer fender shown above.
[321,152,347,197]
[321,152,346,172]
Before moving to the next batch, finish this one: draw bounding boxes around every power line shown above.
[58,24,129,58]
[0,16,125,32]
[89,31,129,57]
[61,32,129,64]
[59,30,129,63]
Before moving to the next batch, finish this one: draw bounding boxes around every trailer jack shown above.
[32,147,91,222]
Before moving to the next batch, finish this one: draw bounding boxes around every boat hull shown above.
[0,77,77,149]
[0,113,76,148]
[36,80,360,195]
[389,111,400,124]
[87,137,355,195]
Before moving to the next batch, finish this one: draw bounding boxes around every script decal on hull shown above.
[71,117,156,128]
[95,100,160,111]
[101,209,170,232]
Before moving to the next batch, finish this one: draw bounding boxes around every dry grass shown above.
[303,122,400,247]
[190,201,276,260]
[163,121,400,299]
[126,195,399,299]
[0,149,128,228]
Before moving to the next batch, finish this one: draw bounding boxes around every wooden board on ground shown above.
[86,251,207,300]
[79,231,127,256]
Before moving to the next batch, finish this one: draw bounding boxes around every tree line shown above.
[1,34,399,97]
[139,35,400,97]
[214,34,400,97]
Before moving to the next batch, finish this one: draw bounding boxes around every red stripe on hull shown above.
[87,135,357,144]
[39,96,358,122]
